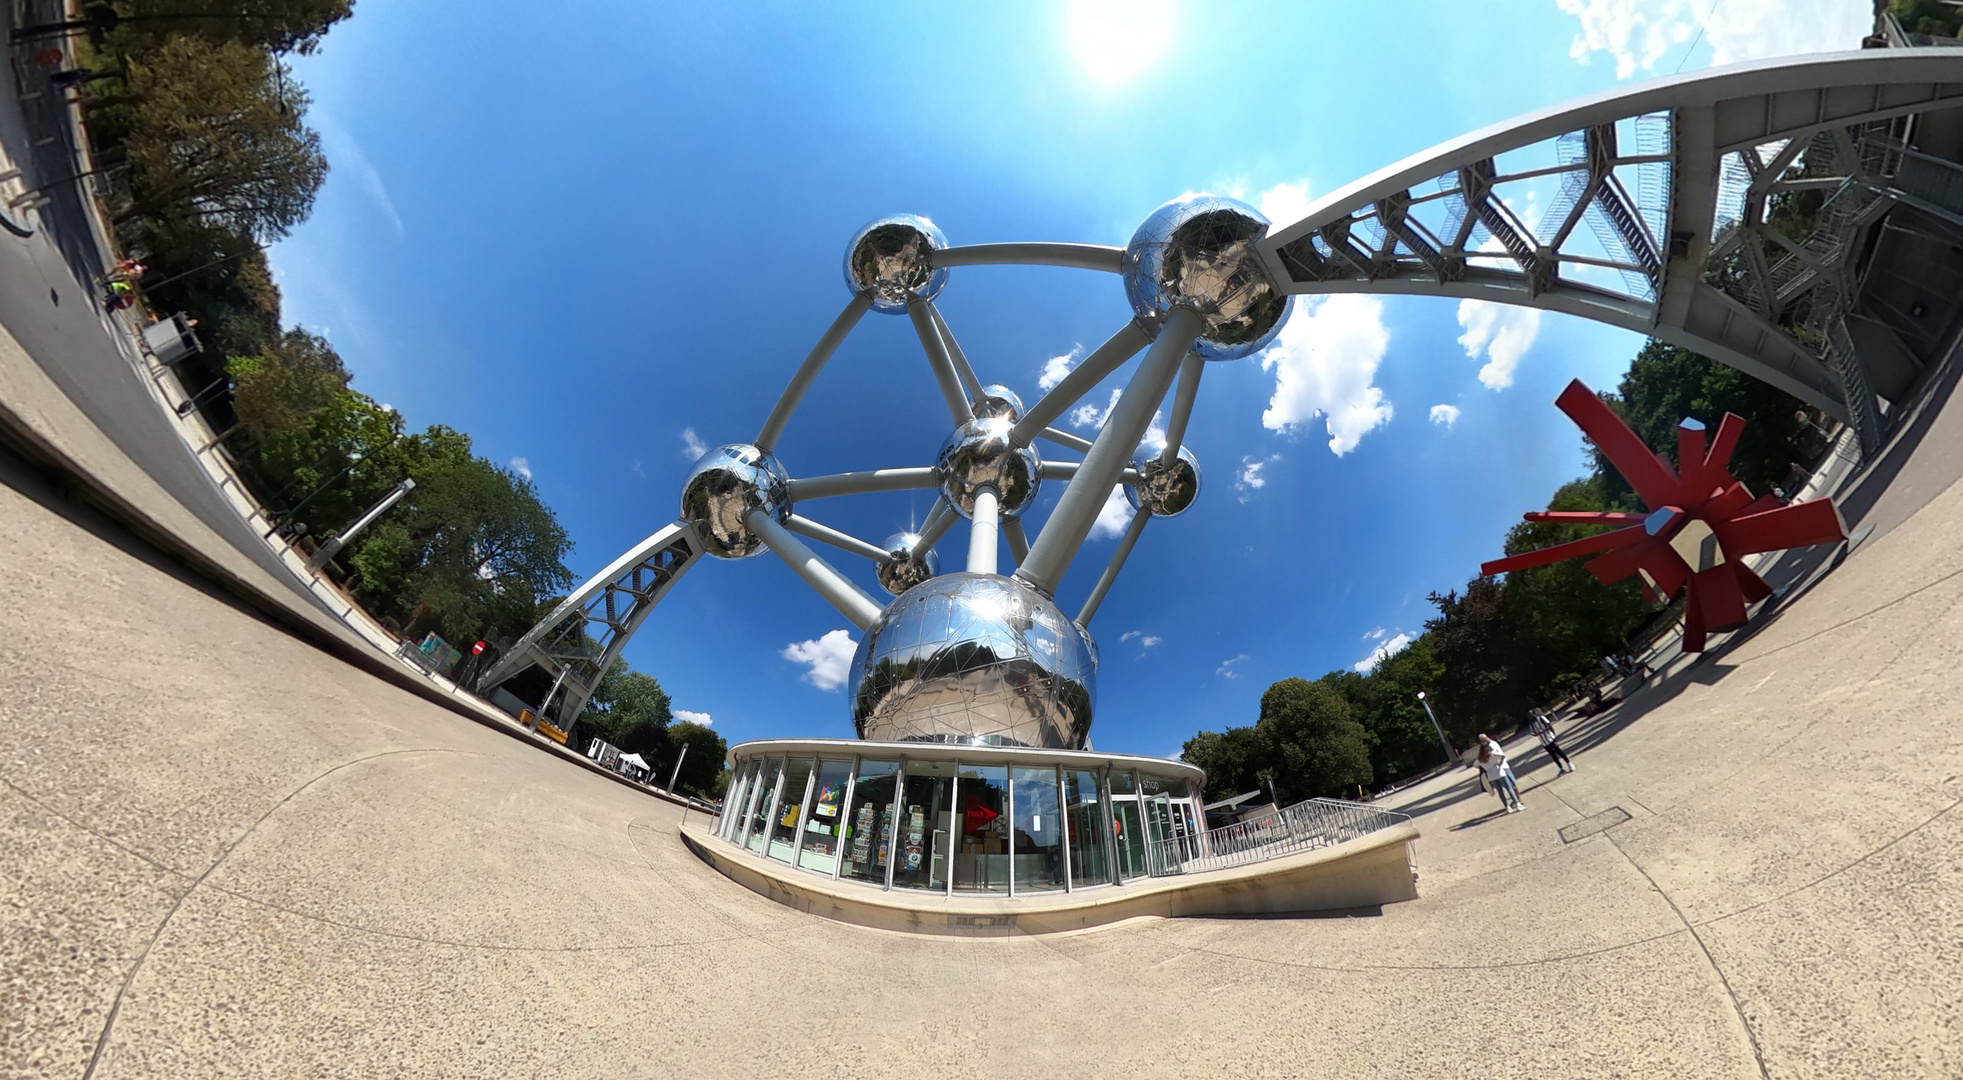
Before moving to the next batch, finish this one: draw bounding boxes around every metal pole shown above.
[746,509,885,629]
[967,486,999,574]
[786,515,894,563]
[787,467,940,502]
[1018,306,1203,595]
[756,293,872,451]
[1160,352,1205,462]
[307,478,415,570]
[1075,507,1149,626]
[926,303,985,399]
[668,745,688,793]
[907,297,972,423]
[1002,517,1029,567]
[1417,693,1457,764]
[533,666,568,732]
[930,243,1126,273]
[1012,320,1151,447]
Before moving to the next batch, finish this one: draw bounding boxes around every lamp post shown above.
[1415,691,1457,764]
[266,451,363,537]
[306,477,414,571]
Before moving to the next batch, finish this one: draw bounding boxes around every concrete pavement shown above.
[5,333,1961,1078]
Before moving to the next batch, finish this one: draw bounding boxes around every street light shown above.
[1415,691,1457,765]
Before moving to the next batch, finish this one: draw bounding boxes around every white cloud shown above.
[1456,300,1542,390]
[1091,483,1134,539]
[509,457,532,481]
[1140,635,1161,648]
[681,427,708,461]
[1038,346,1081,391]
[1256,180,1313,228]
[1354,631,1414,673]
[1070,390,1115,430]
[631,459,646,479]
[1556,0,1870,80]
[781,629,858,691]
[1430,404,1462,427]
[1363,626,1386,640]
[1120,630,1142,642]
[673,709,713,728]
[1235,454,1279,502]
[1216,654,1249,680]
[315,114,404,238]
[1259,294,1393,456]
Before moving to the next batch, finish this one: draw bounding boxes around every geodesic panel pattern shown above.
[850,573,1096,749]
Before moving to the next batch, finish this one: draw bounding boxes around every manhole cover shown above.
[1558,805,1632,844]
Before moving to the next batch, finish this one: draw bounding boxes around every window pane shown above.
[1141,774,1189,799]
[719,764,751,838]
[1064,769,1112,886]
[1110,768,1137,795]
[1113,799,1146,879]
[795,760,854,874]
[954,764,1009,894]
[840,760,900,885]
[893,759,955,891]
[1010,767,1065,893]
[743,758,784,854]
[766,758,815,863]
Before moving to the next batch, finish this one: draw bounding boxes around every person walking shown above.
[1472,734,1524,813]
[1529,710,1575,773]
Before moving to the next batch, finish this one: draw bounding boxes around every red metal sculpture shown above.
[1481,379,1848,652]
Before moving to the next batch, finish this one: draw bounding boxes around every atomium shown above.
[850,573,1096,748]
[679,443,792,559]
[1126,439,1201,517]
[1122,194,1292,360]
[936,416,1041,519]
[844,214,949,314]
[875,532,939,596]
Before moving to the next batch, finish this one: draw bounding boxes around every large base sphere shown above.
[679,443,791,559]
[1122,194,1291,360]
[850,573,1097,749]
[937,417,1040,518]
[844,214,949,313]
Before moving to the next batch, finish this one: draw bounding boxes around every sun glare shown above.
[1065,0,1178,87]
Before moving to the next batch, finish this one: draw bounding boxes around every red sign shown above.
[962,800,1000,833]
[471,640,487,655]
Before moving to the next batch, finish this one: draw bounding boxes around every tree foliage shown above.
[112,0,355,54]
[1253,678,1373,803]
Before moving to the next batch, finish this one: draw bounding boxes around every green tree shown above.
[112,35,327,240]
[1255,677,1373,802]
[581,661,673,748]
[1180,725,1265,803]
[667,721,727,798]
[1328,635,1451,782]
[1594,341,1813,505]
[112,0,354,54]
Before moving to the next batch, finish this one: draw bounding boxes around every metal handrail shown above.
[1142,797,1413,877]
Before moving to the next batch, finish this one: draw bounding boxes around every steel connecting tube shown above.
[908,297,973,423]
[968,486,1000,575]
[756,292,873,451]
[1160,352,1205,463]
[1011,320,1152,447]
[746,509,885,629]
[1076,507,1150,626]
[1017,305,1203,595]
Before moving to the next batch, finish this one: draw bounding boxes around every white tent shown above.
[617,753,650,773]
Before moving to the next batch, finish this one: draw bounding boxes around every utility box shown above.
[141,313,202,366]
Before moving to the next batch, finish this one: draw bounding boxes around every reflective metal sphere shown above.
[971,383,1024,422]
[1122,194,1293,360]
[850,573,1098,749]
[875,532,940,596]
[678,443,792,559]
[937,417,1040,519]
[843,214,949,314]
[1125,439,1201,518]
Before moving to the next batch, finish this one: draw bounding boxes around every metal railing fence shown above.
[1144,797,1413,877]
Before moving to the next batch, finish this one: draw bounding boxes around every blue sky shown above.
[271,0,1871,756]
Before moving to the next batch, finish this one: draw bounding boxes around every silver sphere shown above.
[1125,439,1201,517]
[850,573,1098,749]
[843,214,949,314]
[1122,194,1292,360]
[936,417,1041,519]
[875,532,939,596]
[678,443,791,559]
[971,383,1024,422]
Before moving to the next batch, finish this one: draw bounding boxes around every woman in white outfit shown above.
[1473,734,1523,812]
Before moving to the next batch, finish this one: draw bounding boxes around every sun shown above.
[1064,0,1179,87]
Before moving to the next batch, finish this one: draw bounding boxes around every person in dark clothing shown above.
[1528,710,1575,773]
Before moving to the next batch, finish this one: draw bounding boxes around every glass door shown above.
[742,758,784,854]
[839,760,899,885]
[953,764,1009,894]
[795,759,853,874]
[892,760,954,892]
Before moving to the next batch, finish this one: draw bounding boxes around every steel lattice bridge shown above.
[481,48,1963,745]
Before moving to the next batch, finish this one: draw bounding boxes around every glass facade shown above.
[1011,766,1065,893]
[717,746,1204,898]
[765,757,815,863]
[796,759,853,874]
[839,760,899,885]
[953,764,1009,894]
